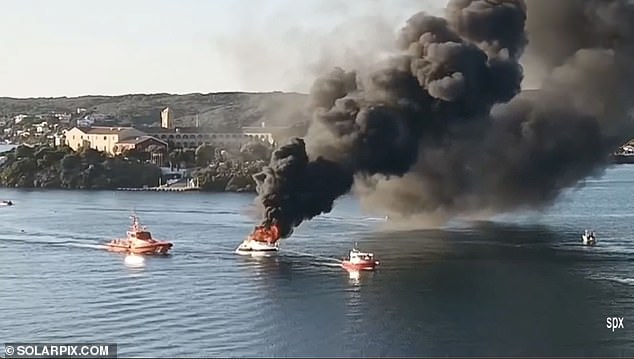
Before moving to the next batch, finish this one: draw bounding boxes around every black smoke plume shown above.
[254,0,634,237]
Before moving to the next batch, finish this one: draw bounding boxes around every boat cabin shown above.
[127,215,155,242]
[349,248,374,262]
[129,230,152,241]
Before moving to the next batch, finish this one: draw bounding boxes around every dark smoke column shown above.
[253,138,353,238]
[254,0,634,237]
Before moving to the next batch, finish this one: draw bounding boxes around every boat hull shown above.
[581,235,596,246]
[107,241,173,255]
[235,239,279,256]
[341,260,379,271]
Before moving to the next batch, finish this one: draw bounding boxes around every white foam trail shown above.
[318,262,344,268]
[65,243,108,250]
[591,276,634,286]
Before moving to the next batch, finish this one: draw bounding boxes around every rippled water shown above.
[1,166,634,357]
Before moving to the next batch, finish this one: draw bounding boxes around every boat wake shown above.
[279,248,342,263]
[64,243,108,250]
[316,261,344,268]
[589,275,634,286]
[0,237,106,251]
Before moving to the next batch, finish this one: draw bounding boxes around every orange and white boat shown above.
[341,245,379,271]
[236,222,281,255]
[106,215,173,255]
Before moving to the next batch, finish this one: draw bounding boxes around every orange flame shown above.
[249,222,281,243]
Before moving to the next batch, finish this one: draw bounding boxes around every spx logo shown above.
[606,317,624,332]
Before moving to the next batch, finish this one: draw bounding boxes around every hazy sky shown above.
[0,0,445,98]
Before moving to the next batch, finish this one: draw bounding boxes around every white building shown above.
[65,126,146,154]
[35,121,49,133]
[53,133,65,147]
[13,114,28,124]
[143,126,254,150]
[54,113,72,122]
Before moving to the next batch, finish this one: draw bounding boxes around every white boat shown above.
[235,238,279,255]
[0,200,13,206]
[236,223,281,256]
[582,230,597,246]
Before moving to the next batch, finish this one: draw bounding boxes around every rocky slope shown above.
[0,92,310,131]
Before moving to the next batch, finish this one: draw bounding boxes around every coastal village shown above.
[4,103,634,189]
[0,106,290,191]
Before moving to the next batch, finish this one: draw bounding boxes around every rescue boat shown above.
[341,245,379,271]
[106,215,173,255]
[235,222,281,255]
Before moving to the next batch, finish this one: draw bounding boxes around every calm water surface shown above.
[1,164,633,357]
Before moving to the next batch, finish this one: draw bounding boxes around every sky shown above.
[0,0,446,98]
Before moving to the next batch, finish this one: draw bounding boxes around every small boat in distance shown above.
[106,215,173,255]
[1,200,13,206]
[236,222,281,255]
[341,244,380,271]
[582,230,597,246]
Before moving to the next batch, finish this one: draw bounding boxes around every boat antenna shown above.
[130,207,138,223]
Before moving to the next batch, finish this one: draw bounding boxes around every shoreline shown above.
[0,144,267,192]
[0,185,257,193]
[0,186,258,195]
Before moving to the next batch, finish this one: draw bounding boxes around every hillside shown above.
[0,92,311,131]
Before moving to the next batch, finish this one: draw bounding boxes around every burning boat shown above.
[236,222,281,255]
[106,215,173,255]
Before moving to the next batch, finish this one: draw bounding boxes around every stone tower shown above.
[161,107,173,129]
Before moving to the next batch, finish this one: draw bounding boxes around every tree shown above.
[195,144,216,167]
[168,149,182,171]
[80,147,107,165]
[61,154,81,170]
[15,145,34,158]
[182,149,196,168]
[121,148,147,162]
[240,141,272,162]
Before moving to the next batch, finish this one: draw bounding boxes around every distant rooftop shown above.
[117,135,167,146]
[140,124,291,134]
[76,126,139,135]
[142,126,253,134]
[142,126,212,134]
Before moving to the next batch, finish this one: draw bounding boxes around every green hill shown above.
[0,92,310,131]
